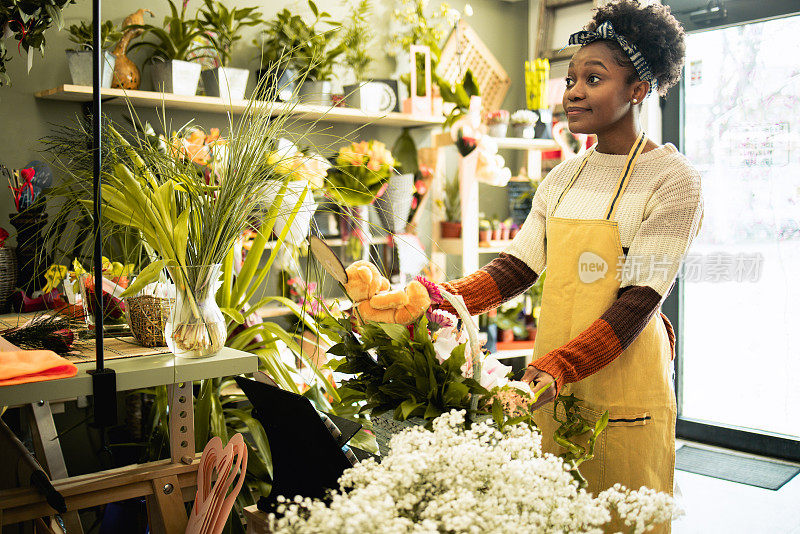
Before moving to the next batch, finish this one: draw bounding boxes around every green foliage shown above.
[339,0,374,81]
[439,69,481,128]
[126,0,214,63]
[442,173,460,222]
[0,0,75,87]
[198,0,262,67]
[552,394,610,488]
[324,314,487,423]
[492,300,527,338]
[255,0,344,81]
[66,20,122,51]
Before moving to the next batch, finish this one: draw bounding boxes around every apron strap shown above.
[551,131,647,219]
[605,131,647,220]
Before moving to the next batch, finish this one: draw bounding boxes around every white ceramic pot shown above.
[513,124,536,139]
[487,123,508,138]
[343,81,398,114]
[66,50,116,88]
[151,59,202,95]
[201,66,249,102]
[297,80,333,107]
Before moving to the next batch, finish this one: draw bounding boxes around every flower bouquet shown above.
[268,411,678,534]
[485,109,510,138]
[325,140,397,207]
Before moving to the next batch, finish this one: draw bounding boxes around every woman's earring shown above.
[632,98,638,103]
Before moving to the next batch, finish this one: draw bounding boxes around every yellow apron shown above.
[533,133,676,532]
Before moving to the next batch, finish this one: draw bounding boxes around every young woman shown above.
[435,0,703,515]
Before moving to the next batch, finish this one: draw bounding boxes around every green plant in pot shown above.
[478,218,491,243]
[254,1,343,105]
[65,20,121,88]
[126,0,215,95]
[437,173,461,238]
[494,300,526,343]
[292,2,345,106]
[198,0,262,102]
[341,0,395,114]
[0,0,75,90]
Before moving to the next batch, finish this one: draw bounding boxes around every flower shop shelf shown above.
[490,137,560,151]
[35,85,443,127]
[263,235,389,250]
[437,238,512,255]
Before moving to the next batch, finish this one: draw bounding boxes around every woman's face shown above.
[562,42,636,135]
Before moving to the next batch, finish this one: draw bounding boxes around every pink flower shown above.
[416,276,443,305]
[428,309,456,329]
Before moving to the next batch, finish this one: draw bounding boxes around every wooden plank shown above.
[543,45,580,62]
[545,0,592,7]
[148,475,187,534]
[34,85,442,128]
[0,459,199,526]
[492,137,560,151]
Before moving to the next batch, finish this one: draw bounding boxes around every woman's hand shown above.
[521,366,557,410]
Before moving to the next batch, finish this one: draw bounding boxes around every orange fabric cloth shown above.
[0,350,78,386]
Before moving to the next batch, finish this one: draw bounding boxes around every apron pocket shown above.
[606,411,651,427]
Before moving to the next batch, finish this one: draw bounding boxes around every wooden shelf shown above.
[35,85,443,127]
[258,235,389,250]
[437,238,512,255]
[493,348,533,361]
[490,136,560,151]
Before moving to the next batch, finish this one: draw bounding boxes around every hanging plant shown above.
[0,0,76,87]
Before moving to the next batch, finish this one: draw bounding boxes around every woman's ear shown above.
[632,80,650,104]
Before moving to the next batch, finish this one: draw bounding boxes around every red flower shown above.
[416,276,444,305]
[0,227,8,248]
[20,168,35,182]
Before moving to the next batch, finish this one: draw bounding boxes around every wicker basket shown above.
[0,247,17,313]
[125,295,174,347]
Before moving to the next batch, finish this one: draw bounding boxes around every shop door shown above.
[663,1,800,460]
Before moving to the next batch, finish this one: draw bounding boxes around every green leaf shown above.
[423,403,441,420]
[463,69,480,98]
[308,0,319,18]
[220,307,245,324]
[379,323,410,343]
[120,259,170,298]
[194,379,213,450]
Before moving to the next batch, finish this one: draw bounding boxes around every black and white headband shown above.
[569,20,656,90]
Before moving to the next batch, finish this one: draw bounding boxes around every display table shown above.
[0,345,258,534]
[244,504,270,534]
[0,347,256,407]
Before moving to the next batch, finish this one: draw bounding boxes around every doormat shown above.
[676,445,800,490]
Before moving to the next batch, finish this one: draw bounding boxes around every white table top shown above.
[0,347,258,407]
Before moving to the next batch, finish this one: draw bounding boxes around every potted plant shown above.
[509,222,520,239]
[126,0,215,95]
[65,20,121,88]
[198,0,262,102]
[485,110,509,138]
[494,300,526,343]
[341,0,394,113]
[291,4,345,106]
[326,140,396,259]
[0,0,74,89]
[500,217,513,240]
[490,216,502,240]
[438,173,461,238]
[478,219,491,244]
[511,109,539,139]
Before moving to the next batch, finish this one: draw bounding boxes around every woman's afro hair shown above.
[585,0,686,96]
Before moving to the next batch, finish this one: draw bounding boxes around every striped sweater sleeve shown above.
[531,168,703,392]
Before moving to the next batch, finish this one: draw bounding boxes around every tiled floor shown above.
[672,441,800,533]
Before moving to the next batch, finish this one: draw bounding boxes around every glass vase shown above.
[164,264,226,359]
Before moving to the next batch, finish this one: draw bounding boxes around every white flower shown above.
[268,410,677,533]
[479,354,512,390]
[432,322,466,364]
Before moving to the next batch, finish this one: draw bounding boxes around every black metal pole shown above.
[89,0,117,429]
[92,0,103,367]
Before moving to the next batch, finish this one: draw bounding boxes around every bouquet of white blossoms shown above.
[268,411,678,534]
